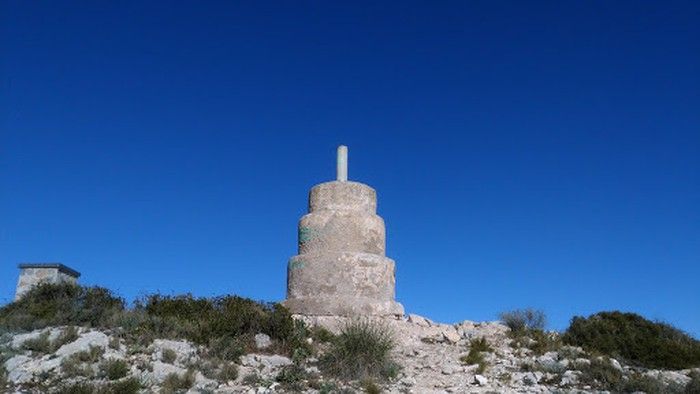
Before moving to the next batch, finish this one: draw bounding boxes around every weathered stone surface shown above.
[408,313,433,327]
[10,328,62,349]
[473,374,488,386]
[442,327,462,344]
[152,339,196,364]
[14,263,80,300]
[284,148,404,316]
[55,331,108,357]
[254,333,271,349]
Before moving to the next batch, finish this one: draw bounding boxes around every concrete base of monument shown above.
[285,252,403,316]
[283,296,404,316]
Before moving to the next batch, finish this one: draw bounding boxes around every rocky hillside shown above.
[1,284,699,393]
[2,314,699,393]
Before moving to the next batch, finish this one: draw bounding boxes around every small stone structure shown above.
[15,263,81,300]
[284,146,404,316]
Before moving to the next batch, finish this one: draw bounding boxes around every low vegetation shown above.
[21,331,52,353]
[55,377,141,394]
[563,311,700,370]
[160,370,195,394]
[460,337,492,374]
[576,357,682,392]
[0,283,124,331]
[275,363,311,391]
[361,379,382,394]
[21,326,79,354]
[61,355,94,378]
[217,362,239,382]
[0,365,7,391]
[686,371,700,394]
[161,348,177,364]
[499,308,546,334]
[99,358,130,380]
[319,319,398,381]
[500,309,561,355]
[0,283,309,360]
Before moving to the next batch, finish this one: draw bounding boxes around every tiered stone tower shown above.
[284,146,404,316]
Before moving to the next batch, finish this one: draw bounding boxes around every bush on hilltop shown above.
[0,283,124,331]
[320,319,399,381]
[563,311,700,370]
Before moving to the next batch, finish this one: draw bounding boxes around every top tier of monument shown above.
[284,146,404,316]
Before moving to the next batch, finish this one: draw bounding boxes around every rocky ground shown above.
[1,314,697,393]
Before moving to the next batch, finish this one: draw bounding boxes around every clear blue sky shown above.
[1,1,698,336]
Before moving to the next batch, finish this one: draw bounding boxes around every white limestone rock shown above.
[441,328,461,344]
[152,338,196,364]
[408,314,433,327]
[473,374,488,386]
[55,331,108,357]
[254,333,272,349]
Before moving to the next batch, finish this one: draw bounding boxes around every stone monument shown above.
[284,146,404,316]
[15,263,81,300]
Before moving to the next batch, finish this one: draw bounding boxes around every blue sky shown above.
[1,1,698,336]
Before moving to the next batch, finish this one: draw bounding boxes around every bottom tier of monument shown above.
[284,252,405,316]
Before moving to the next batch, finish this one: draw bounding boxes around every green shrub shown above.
[687,371,700,394]
[0,283,125,331]
[499,309,546,334]
[74,345,105,363]
[134,294,303,354]
[161,348,177,364]
[56,382,96,394]
[109,336,120,350]
[242,373,261,385]
[460,349,487,374]
[563,311,700,369]
[0,365,7,390]
[577,357,623,391]
[463,337,491,373]
[526,329,562,355]
[218,362,239,382]
[21,327,80,355]
[99,358,130,380]
[105,377,141,394]
[311,326,336,343]
[320,320,398,381]
[361,379,382,394]
[621,373,668,393]
[577,357,676,392]
[22,331,52,353]
[275,363,309,391]
[469,337,492,353]
[61,355,94,378]
[161,370,195,394]
[207,335,245,362]
[1,284,307,358]
[54,326,79,348]
[56,378,141,394]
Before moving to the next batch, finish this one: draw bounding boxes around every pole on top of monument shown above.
[337,145,348,182]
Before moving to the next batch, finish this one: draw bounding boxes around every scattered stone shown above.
[408,313,433,327]
[150,361,187,383]
[609,357,623,371]
[441,328,461,344]
[254,333,272,349]
[561,370,580,386]
[473,374,488,386]
[55,331,108,357]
